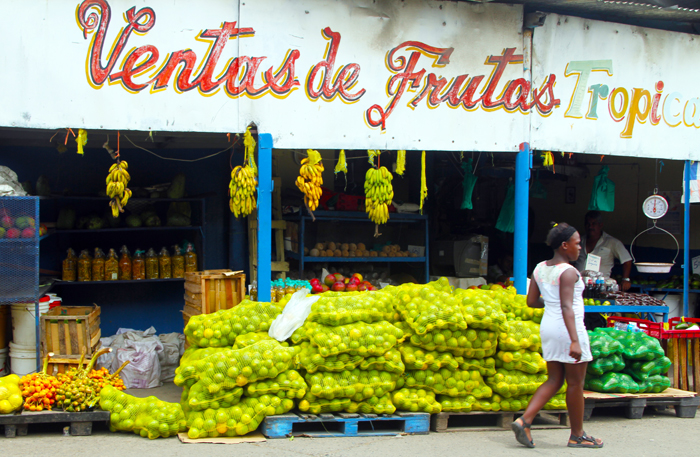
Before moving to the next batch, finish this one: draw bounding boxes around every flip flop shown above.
[511,418,535,448]
[568,433,604,448]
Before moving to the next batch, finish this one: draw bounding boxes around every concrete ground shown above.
[1,383,697,457]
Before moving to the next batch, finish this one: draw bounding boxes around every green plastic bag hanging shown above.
[531,171,547,200]
[460,159,478,210]
[495,182,515,233]
[588,165,615,212]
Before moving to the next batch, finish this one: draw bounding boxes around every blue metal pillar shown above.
[514,142,532,294]
[684,160,691,317]
[257,134,273,302]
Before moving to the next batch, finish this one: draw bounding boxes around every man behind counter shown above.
[573,211,633,291]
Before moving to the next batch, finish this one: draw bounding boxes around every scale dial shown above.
[642,195,668,219]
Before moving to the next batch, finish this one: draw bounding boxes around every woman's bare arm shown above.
[526,277,544,308]
[560,268,582,361]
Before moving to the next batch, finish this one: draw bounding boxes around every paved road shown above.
[1,405,696,457]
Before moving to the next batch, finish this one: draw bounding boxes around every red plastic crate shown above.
[665,317,700,339]
[606,316,664,339]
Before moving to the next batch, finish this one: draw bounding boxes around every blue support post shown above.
[684,160,691,317]
[257,134,273,302]
[514,142,532,294]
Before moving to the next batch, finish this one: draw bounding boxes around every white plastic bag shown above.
[268,288,320,341]
[114,339,163,388]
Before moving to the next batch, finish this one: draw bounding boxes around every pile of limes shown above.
[245,370,307,399]
[486,369,558,398]
[304,321,404,357]
[399,344,460,371]
[495,350,547,374]
[174,347,227,388]
[498,321,542,352]
[456,289,508,333]
[456,357,497,377]
[437,394,476,412]
[305,369,398,401]
[298,394,351,414]
[186,381,243,411]
[308,291,397,325]
[391,284,467,335]
[408,328,497,358]
[346,393,396,414]
[391,388,442,413]
[399,368,491,398]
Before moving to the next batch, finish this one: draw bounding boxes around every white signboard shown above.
[531,14,700,161]
[0,0,527,151]
[585,253,601,273]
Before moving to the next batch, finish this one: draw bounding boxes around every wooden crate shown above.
[183,269,246,316]
[40,305,101,360]
[46,358,83,377]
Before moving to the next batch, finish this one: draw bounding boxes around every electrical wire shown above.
[123,134,238,162]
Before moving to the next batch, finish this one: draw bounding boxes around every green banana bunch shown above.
[106,161,132,218]
[365,166,394,225]
[229,164,257,218]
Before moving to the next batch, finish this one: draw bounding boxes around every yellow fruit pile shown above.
[0,374,23,414]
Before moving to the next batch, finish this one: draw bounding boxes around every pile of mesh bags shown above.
[584,327,670,394]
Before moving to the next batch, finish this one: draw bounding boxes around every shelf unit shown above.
[284,210,429,282]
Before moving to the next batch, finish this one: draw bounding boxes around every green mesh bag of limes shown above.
[233,332,289,349]
[186,395,295,439]
[244,370,307,399]
[390,279,467,335]
[598,328,665,361]
[587,353,625,377]
[307,291,397,325]
[498,321,542,352]
[624,356,671,382]
[184,300,284,348]
[305,369,399,401]
[584,372,640,394]
[399,344,461,371]
[346,394,396,414]
[495,349,546,374]
[486,369,564,398]
[186,381,243,411]
[455,288,508,333]
[398,368,492,398]
[638,375,671,393]
[174,347,227,388]
[455,356,497,377]
[298,394,351,414]
[297,343,405,374]
[587,329,623,358]
[407,328,497,358]
[392,388,442,413]
[437,394,476,412]
[302,321,404,357]
[499,293,544,323]
[99,386,187,439]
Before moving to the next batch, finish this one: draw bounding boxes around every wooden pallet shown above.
[261,411,429,438]
[583,388,699,420]
[0,409,110,437]
[248,177,289,282]
[431,409,569,433]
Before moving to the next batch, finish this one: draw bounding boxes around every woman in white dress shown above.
[511,223,603,449]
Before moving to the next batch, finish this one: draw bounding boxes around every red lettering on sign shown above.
[306,28,366,103]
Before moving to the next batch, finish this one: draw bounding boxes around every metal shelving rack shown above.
[285,210,429,283]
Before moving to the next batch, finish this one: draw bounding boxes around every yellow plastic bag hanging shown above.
[420,151,428,214]
[334,150,347,174]
[243,127,258,176]
[76,129,88,155]
[307,149,322,166]
[396,150,406,176]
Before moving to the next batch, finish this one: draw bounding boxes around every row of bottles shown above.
[63,243,197,282]
[249,278,312,302]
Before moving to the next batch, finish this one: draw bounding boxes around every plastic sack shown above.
[588,165,615,212]
[174,347,227,388]
[495,350,547,374]
[0,166,28,197]
[346,394,396,414]
[399,369,492,398]
[115,339,163,389]
[543,393,567,410]
[588,330,623,358]
[305,369,399,401]
[585,372,640,394]
[184,300,284,348]
[187,381,243,411]
[599,328,664,361]
[456,288,508,333]
[399,344,460,371]
[0,374,23,414]
[269,288,320,342]
[307,290,397,326]
[587,353,626,376]
[391,279,467,335]
[638,374,671,393]
[298,394,351,414]
[99,385,187,439]
[456,357,497,377]
[498,321,542,352]
[486,369,564,398]
[303,321,404,357]
[186,394,295,439]
[234,332,289,349]
[460,159,478,210]
[624,356,672,382]
[495,182,515,233]
[408,328,497,358]
[499,293,543,323]
[438,394,475,412]
[245,370,308,399]
[392,388,442,414]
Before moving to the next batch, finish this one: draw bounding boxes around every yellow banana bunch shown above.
[296,155,324,211]
[229,164,257,218]
[365,166,394,224]
[105,161,132,218]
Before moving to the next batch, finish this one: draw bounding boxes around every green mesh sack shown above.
[307,291,397,325]
[587,330,623,358]
[587,353,626,376]
[486,369,563,398]
[345,394,396,415]
[499,293,544,323]
[298,394,351,414]
[399,369,492,398]
[186,395,295,439]
[584,372,640,394]
[233,332,289,349]
[408,328,497,358]
[599,328,664,361]
[460,159,478,210]
[393,320,414,337]
[543,393,567,410]
[181,385,191,416]
[495,394,530,412]
[638,374,671,394]
[304,321,404,357]
[392,388,442,413]
[196,340,297,392]
[174,347,228,388]
[471,396,502,412]
[399,344,460,371]
[495,182,515,233]
[391,281,467,335]
[244,370,307,399]
[495,350,547,374]
[438,394,477,412]
[498,321,542,352]
[187,380,243,411]
[184,300,284,347]
[456,357,497,377]
[360,349,405,374]
[297,342,364,373]
[99,386,187,439]
[455,288,508,333]
[624,356,672,382]
[305,369,399,401]
[291,323,313,344]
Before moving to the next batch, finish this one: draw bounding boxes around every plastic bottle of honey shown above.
[77,249,92,282]
[159,247,172,279]
[132,250,146,280]
[171,245,185,279]
[92,248,106,281]
[184,243,198,272]
[105,248,119,281]
[145,248,159,279]
[62,248,77,281]
[119,245,132,280]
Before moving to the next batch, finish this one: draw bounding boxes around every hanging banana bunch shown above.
[396,150,406,176]
[106,161,132,218]
[229,127,258,218]
[295,149,324,211]
[365,166,394,225]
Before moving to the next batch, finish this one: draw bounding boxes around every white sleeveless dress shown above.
[532,261,592,364]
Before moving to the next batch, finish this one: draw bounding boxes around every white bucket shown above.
[0,347,8,377]
[11,302,49,347]
[9,342,36,376]
[652,294,683,320]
